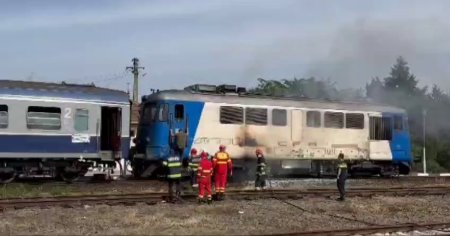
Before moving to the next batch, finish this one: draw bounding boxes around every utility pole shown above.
[422,108,427,174]
[126,58,145,103]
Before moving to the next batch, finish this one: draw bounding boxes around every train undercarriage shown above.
[0,159,118,184]
[130,154,411,181]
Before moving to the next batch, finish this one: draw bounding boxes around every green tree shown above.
[250,77,363,101]
[250,78,288,96]
[384,56,420,95]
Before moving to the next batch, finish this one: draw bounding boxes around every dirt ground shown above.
[1,195,450,235]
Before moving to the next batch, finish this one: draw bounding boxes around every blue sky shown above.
[1,0,450,95]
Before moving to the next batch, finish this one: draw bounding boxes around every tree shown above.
[384,56,420,95]
[249,78,288,96]
[250,77,363,101]
[430,84,447,102]
[366,77,385,102]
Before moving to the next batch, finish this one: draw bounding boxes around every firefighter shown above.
[189,148,201,188]
[336,152,348,201]
[162,154,183,203]
[213,145,232,200]
[255,148,267,190]
[198,151,213,204]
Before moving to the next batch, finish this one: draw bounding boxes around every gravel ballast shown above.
[1,195,450,235]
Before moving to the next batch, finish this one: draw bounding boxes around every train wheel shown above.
[60,169,80,183]
[131,160,144,179]
[0,169,16,184]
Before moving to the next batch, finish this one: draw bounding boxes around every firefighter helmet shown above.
[201,151,209,159]
[191,148,198,155]
[256,148,263,155]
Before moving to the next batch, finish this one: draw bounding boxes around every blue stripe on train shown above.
[381,112,413,163]
[0,135,130,156]
[183,101,205,159]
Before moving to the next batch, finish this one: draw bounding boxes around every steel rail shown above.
[264,222,450,236]
[0,186,449,210]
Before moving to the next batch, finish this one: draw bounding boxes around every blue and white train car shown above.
[0,80,130,183]
[132,84,412,178]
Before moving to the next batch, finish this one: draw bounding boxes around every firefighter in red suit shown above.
[213,145,232,200]
[197,151,213,204]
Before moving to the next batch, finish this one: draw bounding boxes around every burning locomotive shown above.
[131,84,412,179]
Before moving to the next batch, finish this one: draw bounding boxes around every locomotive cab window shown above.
[0,105,8,128]
[220,106,243,124]
[142,103,157,124]
[394,116,403,130]
[272,109,287,126]
[246,108,267,126]
[346,113,364,129]
[306,111,321,127]
[74,109,89,132]
[27,106,61,130]
[175,104,184,120]
[324,112,344,128]
[158,104,169,122]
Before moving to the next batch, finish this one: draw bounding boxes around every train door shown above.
[170,103,189,158]
[291,110,302,144]
[368,115,393,160]
[99,106,122,161]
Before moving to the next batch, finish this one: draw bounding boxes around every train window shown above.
[175,104,184,120]
[394,116,403,130]
[272,109,287,126]
[158,104,169,122]
[324,112,344,128]
[370,117,392,140]
[220,106,243,124]
[346,113,364,129]
[74,109,89,132]
[142,104,157,124]
[246,108,267,126]
[0,105,7,128]
[306,111,321,127]
[27,106,61,130]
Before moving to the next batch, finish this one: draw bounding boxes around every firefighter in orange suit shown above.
[213,145,232,200]
[198,151,213,204]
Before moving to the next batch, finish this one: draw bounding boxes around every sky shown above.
[1,0,450,96]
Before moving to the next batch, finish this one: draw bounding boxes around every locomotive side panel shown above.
[192,103,375,161]
[300,110,371,161]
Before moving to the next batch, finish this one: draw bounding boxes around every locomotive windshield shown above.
[142,103,168,124]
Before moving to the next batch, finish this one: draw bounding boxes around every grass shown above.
[0,183,75,199]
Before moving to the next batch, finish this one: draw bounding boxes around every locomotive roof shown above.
[0,80,130,104]
[144,90,406,114]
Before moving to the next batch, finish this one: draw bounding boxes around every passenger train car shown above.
[0,80,130,183]
[132,84,412,178]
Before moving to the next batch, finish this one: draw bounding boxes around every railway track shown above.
[268,222,450,236]
[1,186,449,211]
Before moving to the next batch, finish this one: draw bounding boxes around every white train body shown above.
[134,85,412,177]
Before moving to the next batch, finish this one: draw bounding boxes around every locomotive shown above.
[0,80,130,183]
[131,84,412,178]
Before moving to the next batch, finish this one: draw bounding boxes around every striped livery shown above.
[133,85,412,177]
[0,80,130,182]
